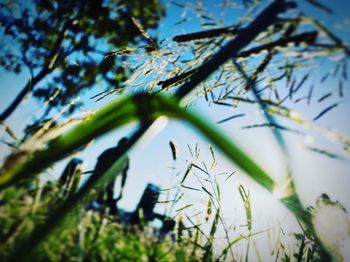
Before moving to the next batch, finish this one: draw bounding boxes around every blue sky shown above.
[1,0,350,259]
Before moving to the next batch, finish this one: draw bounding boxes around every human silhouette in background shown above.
[59,158,83,197]
[130,183,175,237]
[94,137,129,215]
[131,183,161,224]
[91,139,175,237]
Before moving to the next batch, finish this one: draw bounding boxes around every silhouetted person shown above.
[131,183,160,224]
[59,158,83,197]
[153,213,176,238]
[94,137,129,215]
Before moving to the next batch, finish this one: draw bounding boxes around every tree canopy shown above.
[0,0,164,120]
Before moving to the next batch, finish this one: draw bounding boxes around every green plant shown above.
[1,0,349,260]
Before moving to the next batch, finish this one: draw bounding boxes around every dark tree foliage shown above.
[0,0,165,120]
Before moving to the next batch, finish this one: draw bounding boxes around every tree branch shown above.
[0,19,72,122]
